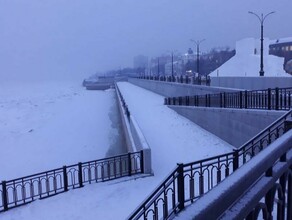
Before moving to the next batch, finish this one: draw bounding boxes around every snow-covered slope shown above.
[210,38,290,77]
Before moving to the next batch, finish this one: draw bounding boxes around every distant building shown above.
[133,55,148,69]
[183,48,196,63]
[269,38,292,74]
[165,60,183,76]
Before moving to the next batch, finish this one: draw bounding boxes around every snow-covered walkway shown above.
[117,82,233,176]
[1,81,232,220]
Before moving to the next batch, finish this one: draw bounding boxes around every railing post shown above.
[284,120,292,132]
[220,93,223,108]
[140,150,144,173]
[265,188,274,219]
[128,153,132,176]
[289,91,291,110]
[288,166,292,220]
[223,92,226,108]
[186,96,189,106]
[2,181,8,211]
[278,173,286,220]
[177,163,185,211]
[265,167,273,177]
[245,90,248,109]
[239,91,243,109]
[280,152,286,162]
[266,88,271,110]
[233,150,239,171]
[205,94,208,107]
[275,87,279,110]
[78,162,83,188]
[63,166,68,192]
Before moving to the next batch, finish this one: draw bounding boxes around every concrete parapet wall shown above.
[115,84,152,174]
[115,88,135,152]
[86,83,112,90]
[129,78,241,97]
[129,116,152,174]
[169,106,285,148]
[210,76,292,90]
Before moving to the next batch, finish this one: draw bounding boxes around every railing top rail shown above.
[237,109,292,152]
[80,152,135,165]
[183,151,234,167]
[167,86,292,99]
[250,86,292,93]
[2,151,137,184]
[128,165,179,219]
[182,130,292,220]
[3,167,64,183]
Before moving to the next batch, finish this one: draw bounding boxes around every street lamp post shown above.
[191,39,205,76]
[248,11,275,76]
[171,52,174,77]
[157,57,160,76]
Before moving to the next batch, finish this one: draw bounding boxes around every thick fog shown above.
[0,0,291,82]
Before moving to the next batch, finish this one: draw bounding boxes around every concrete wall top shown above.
[129,78,241,97]
[211,76,292,90]
[115,83,152,174]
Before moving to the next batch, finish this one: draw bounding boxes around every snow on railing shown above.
[165,87,292,111]
[115,83,152,174]
[128,110,292,220]
[0,151,143,213]
[136,75,211,86]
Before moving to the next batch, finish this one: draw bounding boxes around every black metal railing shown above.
[0,151,143,212]
[185,130,292,220]
[128,110,292,219]
[136,75,211,86]
[165,87,292,111]
[116,83,131,120]
[242,153,291,220]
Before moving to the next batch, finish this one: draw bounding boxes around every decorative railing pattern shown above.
[165,87,292,111]
[128,110,292,219]
[188,130,292,220]
[136,75,211,86]
[0,151,143,212]
[232,147,291,220]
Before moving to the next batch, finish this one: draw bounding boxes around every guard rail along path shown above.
[136,75,211,86]
[115,83,152,174]
[165,87,292,111]
[0,151,144,212]
[128,110,292,220]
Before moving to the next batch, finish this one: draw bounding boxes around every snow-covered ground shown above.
[0,82,121,180]
[1,81,232,220]
[117,82,233,177]
[210,38,291,77]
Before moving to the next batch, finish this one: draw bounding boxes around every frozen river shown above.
[0,81,125,180]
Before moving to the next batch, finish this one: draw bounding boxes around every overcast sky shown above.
[0,0,291,81]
